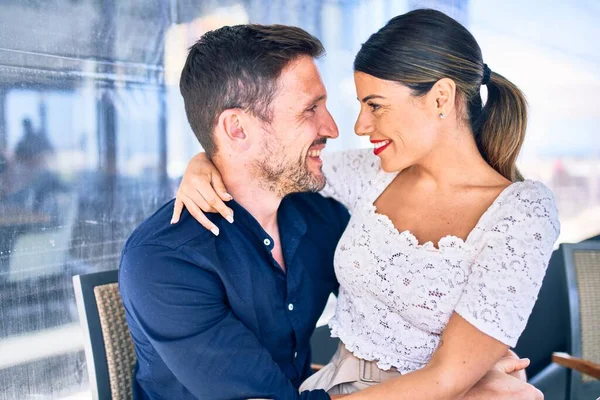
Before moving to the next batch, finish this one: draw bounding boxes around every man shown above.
[121,24,344,400]
[120,24,540,400]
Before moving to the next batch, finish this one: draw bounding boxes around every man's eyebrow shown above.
[359,94,385,102]
[303,94,327,108]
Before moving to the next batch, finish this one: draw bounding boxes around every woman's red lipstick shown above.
[371,139,391,156]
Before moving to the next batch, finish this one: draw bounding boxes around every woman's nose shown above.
[354,111,374,137]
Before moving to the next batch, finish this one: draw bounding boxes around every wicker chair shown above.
[551,242,600,399]
[73,270,136,400]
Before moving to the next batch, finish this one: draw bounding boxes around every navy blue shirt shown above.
[119,192,349,400]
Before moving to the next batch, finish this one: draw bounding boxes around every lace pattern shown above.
[321,149,560,372]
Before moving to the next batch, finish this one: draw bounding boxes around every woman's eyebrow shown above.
[359,94,386,102]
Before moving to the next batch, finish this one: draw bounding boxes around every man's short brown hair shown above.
[179,24,325,158]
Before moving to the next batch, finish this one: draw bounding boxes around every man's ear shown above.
[218,109,246,140]
[215,109,252,153]
[431,78,457,119]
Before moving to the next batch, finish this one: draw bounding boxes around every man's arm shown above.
[119,244,329,400]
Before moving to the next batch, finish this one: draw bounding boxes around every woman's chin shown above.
[379,158,406,173]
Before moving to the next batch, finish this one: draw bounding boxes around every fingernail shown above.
[226,213,234,224]
[170,217,178,224]
[211,227,220,236]
[225,193,233,200]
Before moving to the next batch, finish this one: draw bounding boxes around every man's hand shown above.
[464,370,543,400]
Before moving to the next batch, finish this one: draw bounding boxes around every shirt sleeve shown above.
[320,148,382,211]
[454,182,560,347]
[119,244,330,400]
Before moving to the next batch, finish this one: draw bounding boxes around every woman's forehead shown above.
[354,72,410,97]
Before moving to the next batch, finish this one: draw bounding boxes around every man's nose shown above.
[321,109,339,139]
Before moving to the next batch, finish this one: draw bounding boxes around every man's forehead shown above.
[277,57,327,104]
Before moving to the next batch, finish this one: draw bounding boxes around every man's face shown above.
[250,56,339,196]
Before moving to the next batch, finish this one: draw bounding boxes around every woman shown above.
[172,9,558,398]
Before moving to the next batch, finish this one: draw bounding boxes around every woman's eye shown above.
[367,102,381,112]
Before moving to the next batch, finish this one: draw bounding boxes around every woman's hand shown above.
[464,370,542,400]
[171,152,234,235]
[492,349,529,381]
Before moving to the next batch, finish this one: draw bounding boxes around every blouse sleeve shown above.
[320,148,382,211]
[454,181,560,347]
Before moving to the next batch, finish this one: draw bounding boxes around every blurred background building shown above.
[0,0,598,398]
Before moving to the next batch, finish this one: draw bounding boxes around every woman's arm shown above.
[331,351,535,400]
[171,148,380,230]
[171,152,234,234]
[341,313,513,400]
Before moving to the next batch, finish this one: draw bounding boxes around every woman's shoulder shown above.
[484,179,560,239]
[320,147,392,210]
[509,179,555,199]
[501,179,558,214]
[322,147,380,174]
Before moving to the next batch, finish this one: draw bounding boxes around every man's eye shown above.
[306,105,318,113]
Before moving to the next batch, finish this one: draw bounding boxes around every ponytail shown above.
[472,72,527,182]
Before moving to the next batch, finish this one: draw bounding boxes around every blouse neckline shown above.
[364,174,534,252]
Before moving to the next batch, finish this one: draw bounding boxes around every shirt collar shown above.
[278,194,308,264]
[227,196,307,260]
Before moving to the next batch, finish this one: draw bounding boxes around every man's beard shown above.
[252,139,326,197]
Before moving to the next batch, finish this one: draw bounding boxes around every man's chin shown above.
[305,174,326,193]
[290,172,325,194]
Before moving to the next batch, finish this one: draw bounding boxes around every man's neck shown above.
[218,165,283,233]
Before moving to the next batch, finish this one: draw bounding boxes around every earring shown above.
[439,113,445,119]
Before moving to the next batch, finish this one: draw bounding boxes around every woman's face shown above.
[353,71,440,173]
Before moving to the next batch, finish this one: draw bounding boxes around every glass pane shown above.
[0,1,598,398]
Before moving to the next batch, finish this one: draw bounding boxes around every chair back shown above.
[310,325,340,366]
[514,246,570,377]
[73,270,136,400]
[562,242,600,399]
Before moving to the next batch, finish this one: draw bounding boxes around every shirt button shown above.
[263,238,271,246]
[288,303,294,311]
[294,352,298,359]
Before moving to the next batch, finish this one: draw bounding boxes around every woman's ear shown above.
[432,78,457,119]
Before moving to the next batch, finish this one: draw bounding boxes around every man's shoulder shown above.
[123,199,217,256]
[119,200,222,302]
[286,192,349,224]
[286,192,346,212]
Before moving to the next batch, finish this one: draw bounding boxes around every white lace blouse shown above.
[320,148,560,373]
